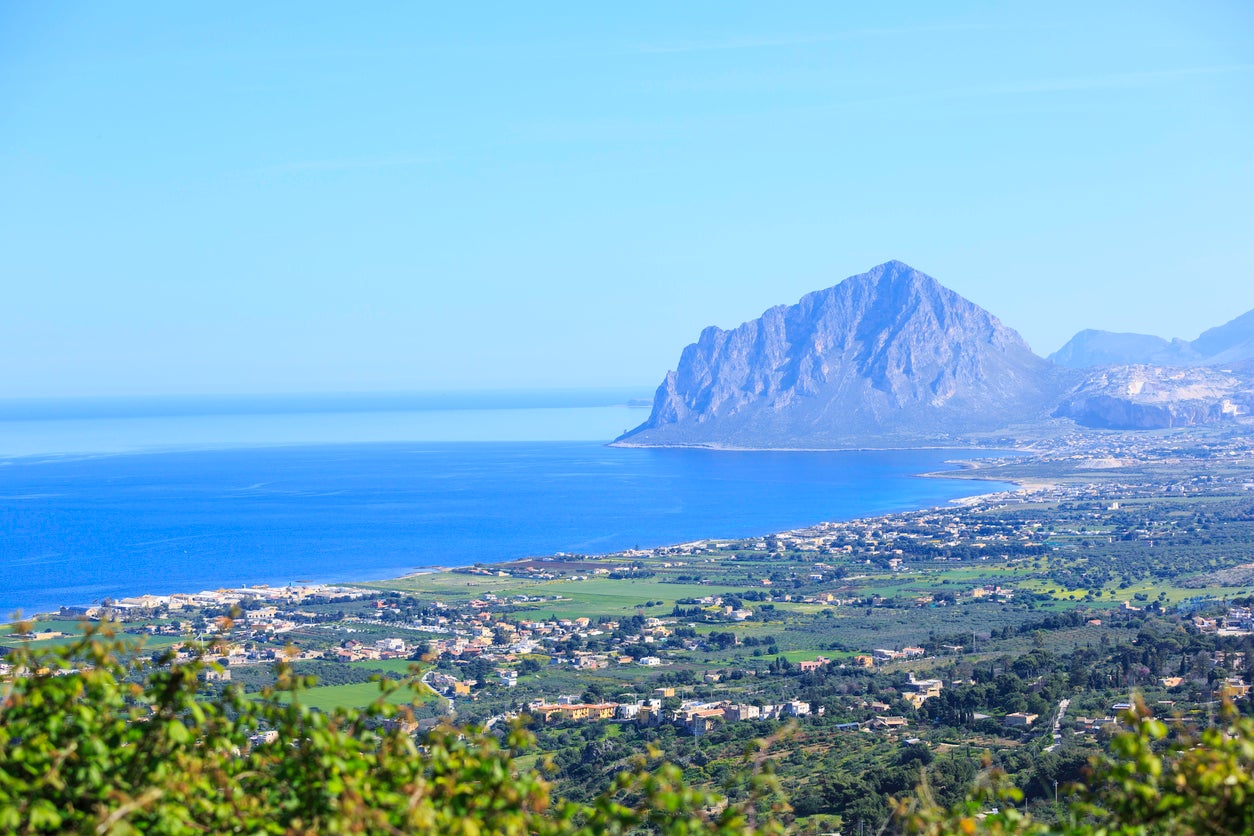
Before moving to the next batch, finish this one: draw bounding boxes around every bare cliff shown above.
[616,261,1074,448]
[1054,364,1254,429]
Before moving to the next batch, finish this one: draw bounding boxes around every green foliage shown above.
[0,622,784,834]
[6,622,1254,835]
[1078,699,1254,836]
[898,697,1254,836]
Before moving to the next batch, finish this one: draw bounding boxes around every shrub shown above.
[0,622,785,835]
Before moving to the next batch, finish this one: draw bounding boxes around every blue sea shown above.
[0,392,1016,618]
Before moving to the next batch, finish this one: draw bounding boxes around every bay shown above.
[0,395,1017,618]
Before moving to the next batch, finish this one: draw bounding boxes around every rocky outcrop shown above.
[617,261,1073,448]
[1054,365,1251,429]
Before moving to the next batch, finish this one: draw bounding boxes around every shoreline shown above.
[4,452,1034,626]
[608,440,1019,453]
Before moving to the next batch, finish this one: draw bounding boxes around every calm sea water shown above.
[0,394,1015,618]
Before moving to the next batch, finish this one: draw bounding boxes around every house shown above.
[901,678,943,708]
[616,703,642,720]
[683,707,727,736]
[375,638,406,656]
[382,717,420,735]
[1004,712,1039,727]
[532,703,618,723]
[1219,678,1250,700]
[248,730,280,748]
[871,716,908,730]
[784,700,811,717]
[1193,617,1218,633]
[725,704,761,721]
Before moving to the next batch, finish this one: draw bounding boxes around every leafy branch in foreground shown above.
[897,697,1254,836]
[0,622,783,834]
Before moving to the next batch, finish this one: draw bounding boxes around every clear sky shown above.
[2,2,1252,398]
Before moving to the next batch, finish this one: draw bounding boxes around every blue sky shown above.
[2,2,1251,397]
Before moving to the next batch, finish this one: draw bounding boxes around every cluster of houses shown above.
[1193,607,1254,637]
[527,691,820,736]
[851,646,926,667]
[65,584,369,622]
[402,609,683,666]
[332,637,412,662]
[426,671,474,697]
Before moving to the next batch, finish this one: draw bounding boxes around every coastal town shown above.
[7,427,1253,731]
[6,426,1254,830]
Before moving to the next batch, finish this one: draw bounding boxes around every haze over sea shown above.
[0,392,1016,619]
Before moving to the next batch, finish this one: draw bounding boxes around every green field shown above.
[520,578,745,617]
[348,658,427,675]
[270,679,436,711]
[368,572,745,618]
[0,624,181,652]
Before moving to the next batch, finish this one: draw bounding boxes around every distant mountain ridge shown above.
[617,261,1071,448]
[618,261,1254,447]
[1050,309,1254,369]
[1048,330,1190,368]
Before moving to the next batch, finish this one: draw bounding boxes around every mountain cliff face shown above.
[617,261,1073,448]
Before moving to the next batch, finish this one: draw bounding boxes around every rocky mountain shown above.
[1054,364,1253,430]
[1051,308,1254,369]
[1191,309,1254,367]
[616,261,1074,448]
[1046,307,1254,430]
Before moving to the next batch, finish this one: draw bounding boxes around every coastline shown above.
[5,451,1033,626]
[608,440,1014,453]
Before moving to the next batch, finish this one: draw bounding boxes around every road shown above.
[1043,697,1070,752]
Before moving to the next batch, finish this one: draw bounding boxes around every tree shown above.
[0,622,785,835]
[898,697,1254,836]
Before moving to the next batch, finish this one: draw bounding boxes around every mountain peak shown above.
[857,259,939,290]
[617,263,1067,448]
